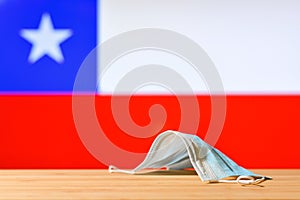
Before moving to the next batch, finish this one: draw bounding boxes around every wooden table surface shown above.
[0,170,299,200]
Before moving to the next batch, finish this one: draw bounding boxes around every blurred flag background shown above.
[0,0,299,168]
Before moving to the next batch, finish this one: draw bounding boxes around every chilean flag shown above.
[0,0,299,169]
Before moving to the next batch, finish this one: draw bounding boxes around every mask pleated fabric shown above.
[109,130,271,185]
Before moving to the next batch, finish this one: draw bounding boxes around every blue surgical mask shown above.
[109,130,271,185]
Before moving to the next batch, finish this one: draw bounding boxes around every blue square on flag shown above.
[0,0,97,92]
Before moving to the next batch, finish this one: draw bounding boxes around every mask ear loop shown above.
[217,176,266,185]
[109,165,135,174]
[237,176,266,185]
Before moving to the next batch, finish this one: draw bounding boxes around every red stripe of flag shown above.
[1,95,299,169]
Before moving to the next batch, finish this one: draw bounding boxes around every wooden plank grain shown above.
[0,170,299,200]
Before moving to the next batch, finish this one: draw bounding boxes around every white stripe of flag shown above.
[98,0,300,94]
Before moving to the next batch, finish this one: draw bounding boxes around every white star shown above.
[20,13,73,64]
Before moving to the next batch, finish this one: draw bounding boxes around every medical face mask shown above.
[109,130,271,185]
